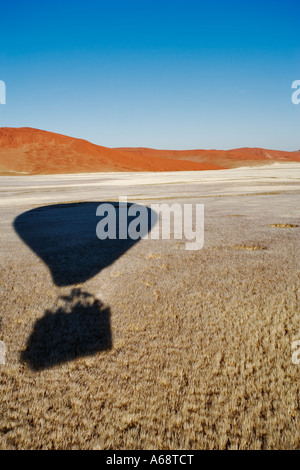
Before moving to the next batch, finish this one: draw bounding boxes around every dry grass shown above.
[268,224,299,228]
[0,190,300,450]
[233,245,267,251]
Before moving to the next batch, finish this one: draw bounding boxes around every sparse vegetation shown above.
[268,224,299,228]
[233,245,267,251]
[0,171,300,450]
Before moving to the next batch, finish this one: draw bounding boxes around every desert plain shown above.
[0,162,300,449]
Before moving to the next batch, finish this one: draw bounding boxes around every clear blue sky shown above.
[0,0,299,150]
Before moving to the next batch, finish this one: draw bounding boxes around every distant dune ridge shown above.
[0,127,299,175]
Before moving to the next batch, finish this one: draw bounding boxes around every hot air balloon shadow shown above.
[14,201,157,370]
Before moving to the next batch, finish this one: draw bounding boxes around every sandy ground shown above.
[1,163,300,206]
[0,163,300,449]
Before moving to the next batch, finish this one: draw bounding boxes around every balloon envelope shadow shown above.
[14,201,157,287]
[14,201,157,370]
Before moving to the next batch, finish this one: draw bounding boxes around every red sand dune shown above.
[0,127,299,175]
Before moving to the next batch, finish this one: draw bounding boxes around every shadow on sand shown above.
[14,201,157,287]
[14,201,157,370]
[20,288,112,371]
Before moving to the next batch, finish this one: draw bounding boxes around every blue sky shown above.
[0,0,299,150]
